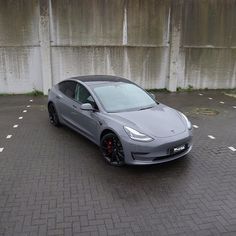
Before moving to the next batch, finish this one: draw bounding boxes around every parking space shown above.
[0,91,236,236]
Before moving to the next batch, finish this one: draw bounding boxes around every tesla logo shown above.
[171,129,175,133]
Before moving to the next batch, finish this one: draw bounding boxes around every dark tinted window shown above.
[58,81,77,99]
[75,84,97,109]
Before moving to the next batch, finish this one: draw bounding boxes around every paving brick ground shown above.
[0,91,236,236]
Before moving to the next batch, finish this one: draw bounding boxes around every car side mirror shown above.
[81,103,94,111]
[149,92,156,100]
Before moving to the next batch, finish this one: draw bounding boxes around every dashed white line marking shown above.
[199,93,203,96]
[23,110,27,113]
[6,135,12,139]
[228,147,236,152]
[220,101,225,104]
[0,148,4,152]
[30,99,33,102]
[233,106,236,109]
[13,124,18,128]
[193,125,199,129]
[208,135,216,139]
[27,105,31,108]
[18,117,23,120]
[208,97,213,100]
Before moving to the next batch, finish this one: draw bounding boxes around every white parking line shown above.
[13,124,19,128]
[30,99,33,102]
[208,97,213,100]
[208,135,216,139]
[220,101,225,104]
[199,93,203,96]
[0,148,4,152]
[193,125,199,128]
[6,135,12,139]
[18,117,23,120]
[27,105,31,108]
[233,106,236,109]
[228,147,236,152]
[23,110,27,113]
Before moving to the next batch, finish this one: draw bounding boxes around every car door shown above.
[71,83,100,142]
[56,80,77,125]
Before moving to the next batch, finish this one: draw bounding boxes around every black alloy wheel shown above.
[101,133,125,166]
[48,103,61,127]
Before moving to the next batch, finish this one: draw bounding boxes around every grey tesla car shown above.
[48,75,193,166]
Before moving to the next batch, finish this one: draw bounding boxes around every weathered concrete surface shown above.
[0,0,42,93]
[51,0,125,46]
[167,0,183,91]
[51,0,170,47]
[127,0,170,46]
[184,48,236,89]
[0,0,39,46]
[39,0,53,94]
[0,0,236,93]
[183,0,236,47]
[50,0,170,91]
[0,47,42,93]
[51,46,169,89]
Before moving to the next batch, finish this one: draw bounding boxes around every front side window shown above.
[75,84,97,109]
[58,81,77,99]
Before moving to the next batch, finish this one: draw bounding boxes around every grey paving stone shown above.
[0,91,236,235]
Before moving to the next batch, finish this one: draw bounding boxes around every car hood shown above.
[110,104,186,138]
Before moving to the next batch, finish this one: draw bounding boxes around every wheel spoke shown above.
[101,134,124,166]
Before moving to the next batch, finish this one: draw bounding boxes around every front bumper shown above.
[120,130,193,165]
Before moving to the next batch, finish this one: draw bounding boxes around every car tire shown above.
[100,133,125,167]
[48,103,61,127]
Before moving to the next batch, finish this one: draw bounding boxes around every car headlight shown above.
[124,126,154,142]
[180,113,192,130]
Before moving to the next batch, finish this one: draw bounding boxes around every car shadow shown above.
[52,121,192,180]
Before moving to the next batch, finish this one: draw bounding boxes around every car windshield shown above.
[91,82,156,112]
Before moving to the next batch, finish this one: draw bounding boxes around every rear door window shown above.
[58,81,77,99]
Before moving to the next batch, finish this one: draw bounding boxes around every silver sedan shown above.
[48,75,193,166]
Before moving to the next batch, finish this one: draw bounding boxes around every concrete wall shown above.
[0,0,236,94]
[180,0,236,89]
[0,0,42,93]
[50,0,170,89]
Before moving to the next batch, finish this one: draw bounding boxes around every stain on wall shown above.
[51,46,168,89]
[0,48,42,93]
[0,0,39,46]
[184,48,236,89]
[183,0,236,47]
[127,0,170,46]
[50,0,170,90]
[51,0,125,46]
[0,0,42,93]
[181,0,236,89]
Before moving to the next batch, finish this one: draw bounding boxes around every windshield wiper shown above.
[139,106,154,111]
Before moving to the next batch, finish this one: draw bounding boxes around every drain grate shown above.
[190,108,219,116]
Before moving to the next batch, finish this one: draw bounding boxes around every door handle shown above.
[71,104,77,115]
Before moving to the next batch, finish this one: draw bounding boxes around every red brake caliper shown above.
[107,140,113,154]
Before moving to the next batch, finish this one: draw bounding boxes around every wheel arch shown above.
[48,101,54,109]
[100,128,119,142]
